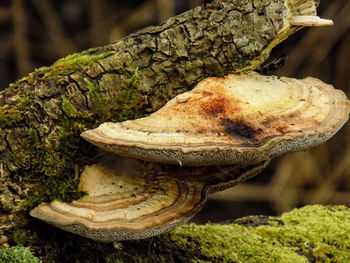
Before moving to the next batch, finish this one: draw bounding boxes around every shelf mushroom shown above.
[30,154,269,242]
[31,71,350,242]
[81,71,350,166]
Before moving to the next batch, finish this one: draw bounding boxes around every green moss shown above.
[165,205,350,263]
[16,94,30,110]
[21,191,46,211]
[168,224,306,263]
[55,48,115,67]
[255,205,350,262]
[27,129,40,148]
[41,49,115,79]
[0,246,39,263]
[0,94,30,128]
[33,122,86,203]
[106,252,148,263]
[0,105,23,127]
[61,97,79,118]
[128,67,140,89]
[11,228,38,247]
[7,66,50,88]
[113,68,140,121]
[21,117,88,209]
[18,51,115,205]
[84,67,141,123]
[20,145,85,208]
[84,78,111,121]
[7,49,115,88]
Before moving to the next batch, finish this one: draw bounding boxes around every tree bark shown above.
[0,0,320,261]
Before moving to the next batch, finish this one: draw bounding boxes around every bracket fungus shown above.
[81,71,350,166]
[31,71,350,242]
[30,154,269,242]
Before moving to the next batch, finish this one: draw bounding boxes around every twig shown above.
[32,0,77,57]
[11,0,31,77]
[303,1,350,76]
[189,0,204,8]
[0,7,10,23]
[156,0,175,23]
[276,1,342,77]
[89,0,106,46]
[107,1,156,41]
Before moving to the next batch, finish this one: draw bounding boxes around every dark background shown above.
[1,0,350,223]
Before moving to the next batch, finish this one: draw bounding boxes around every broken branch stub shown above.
[287,0,333,26]
[82,71,350,166]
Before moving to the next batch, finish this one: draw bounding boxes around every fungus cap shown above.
[81,71,350,166]
[30,155,268,242]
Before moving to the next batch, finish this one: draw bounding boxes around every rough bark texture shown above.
[0,0,317,261]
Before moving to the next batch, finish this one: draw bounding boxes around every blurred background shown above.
[0,0,349,223]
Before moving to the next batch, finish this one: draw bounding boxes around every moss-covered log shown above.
[0,0,324,261]
[3,205,350,263]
